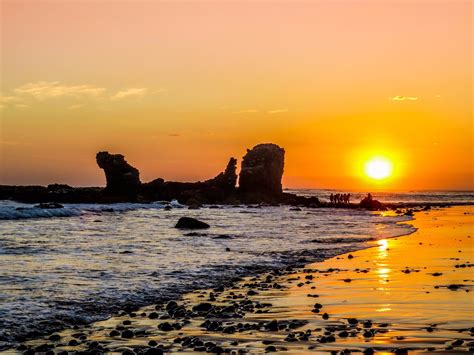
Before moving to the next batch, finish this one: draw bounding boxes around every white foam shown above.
[0,200,184,220]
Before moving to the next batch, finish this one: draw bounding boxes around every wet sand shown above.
[4,206,473,354]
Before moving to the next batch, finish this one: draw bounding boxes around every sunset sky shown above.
[0,0,472,190]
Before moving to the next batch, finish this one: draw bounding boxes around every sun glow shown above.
[365,158,393,180]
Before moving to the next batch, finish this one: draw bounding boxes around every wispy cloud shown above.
[390,95,418,101]
[14,81,106,99]
[68,104,84,110]
[1,82,164,110]
[233,109,259,114]
[267,108,288,114]
[111,88,148,100]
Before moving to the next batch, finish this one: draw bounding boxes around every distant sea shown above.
[0,189,472,349]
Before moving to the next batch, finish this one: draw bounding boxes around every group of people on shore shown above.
[329,193,351,205]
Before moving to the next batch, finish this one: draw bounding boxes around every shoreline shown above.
[0,206,416,351]
[3,206,472,354]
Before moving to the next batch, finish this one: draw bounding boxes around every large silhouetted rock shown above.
[96,152,141,195]
[239,144,285,197]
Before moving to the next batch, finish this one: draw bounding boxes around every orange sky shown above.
[0,0,472,190]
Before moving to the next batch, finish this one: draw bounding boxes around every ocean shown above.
[0,190,472,349]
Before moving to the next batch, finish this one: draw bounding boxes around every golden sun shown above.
[364,157,393,180]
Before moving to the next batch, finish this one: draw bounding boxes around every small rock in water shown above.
[175,217,210,229]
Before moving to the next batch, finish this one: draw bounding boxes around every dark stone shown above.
[120,329,134,338]
[265,320,279,331]
[239,143,285,197]
[175,217,210,229]
[158,322,173,331]
[143,348,163,355]
[359,193,385,211]
[148,312,159,319]
[265,346,277,352]
[96,151,141,196]
[192,302,214,313]
[48,334,61,341]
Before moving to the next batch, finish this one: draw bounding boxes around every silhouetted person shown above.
[330,193,334,204]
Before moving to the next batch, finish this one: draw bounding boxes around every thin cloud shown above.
[111,88,148,100]
[0,95,19,104]
[390,95,418,101]
[68,104,84,110]
[233,109,259,114]
[267,108,288,114]
[14,81,106,99]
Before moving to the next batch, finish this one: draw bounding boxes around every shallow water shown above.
[0,200,415,349]
[9,207,472,355]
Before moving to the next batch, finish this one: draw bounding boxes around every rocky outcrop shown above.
[96,152,141,196]
[239,144,285,197]
[359,193,385,211]
[141,158,238,204]
[1,143,324,206]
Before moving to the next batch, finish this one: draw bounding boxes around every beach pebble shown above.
[109,330,120,337]
[148,312,159,319]
[158,322,173,331]
[192,302,213,313]
[347,318,358,325]
[121,329,134,338]
[265,320,279,331]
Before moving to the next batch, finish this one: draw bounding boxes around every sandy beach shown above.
[4,205,472,354]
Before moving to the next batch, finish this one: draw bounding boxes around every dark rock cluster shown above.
[1,143,315,206]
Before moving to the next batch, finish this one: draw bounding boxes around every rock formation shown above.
[239,143,285,197]
[96,152,141,196]
[141,157,238,204]
[359,193,385,211]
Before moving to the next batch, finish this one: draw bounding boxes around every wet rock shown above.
[265,320,279,331]
[158,322,173,331]
[359,194,385,211]
[192,302,214,313]
[239,143,285,198]
[48,334,61,341]
[148,312,159,319]
[265,345,277,352]
[109,330,120,337]
[143,348,163,355]
[121,329,134,338]
[175,217,210,229]
[347,318,358,325]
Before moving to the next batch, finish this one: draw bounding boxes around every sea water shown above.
[0,190,471,348]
